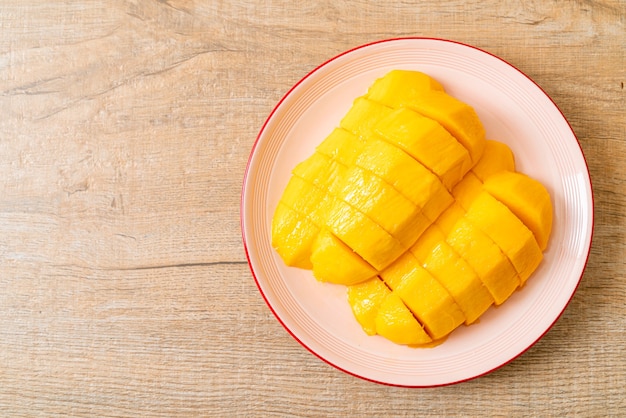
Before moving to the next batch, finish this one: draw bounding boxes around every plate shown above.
[241,38,593,387]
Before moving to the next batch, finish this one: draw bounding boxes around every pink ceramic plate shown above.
[241,38,593,387]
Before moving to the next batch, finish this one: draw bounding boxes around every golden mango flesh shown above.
[271,70,553,346]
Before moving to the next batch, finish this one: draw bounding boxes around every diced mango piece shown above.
[472,140,516,181]
[279,176,327,225]
[365,69,444,108]
[406,90,486,164]
[315,127,366,167]
[452,171,483,212]
[292,152,347,195]
[410,224,445,264]
[340,97,394,139]
[422,239,494,325]
[375,107,471,189]
[324,195,406,270]
[465,192,543,283]
[271,202,319,269]
[380,252,465,340]
[447,217,520,305]
[375,293,432,346]
[311,229,378,285]
[336,166,429,247]
[435,202,465,236]
[355,138,453,220]
[483,171,553,250]
[347,277,390,335]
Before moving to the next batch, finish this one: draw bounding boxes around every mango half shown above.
[271,70,553,346]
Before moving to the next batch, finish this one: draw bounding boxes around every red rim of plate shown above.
[240,37,595,387]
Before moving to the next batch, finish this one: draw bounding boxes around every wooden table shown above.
[1,1,624,416]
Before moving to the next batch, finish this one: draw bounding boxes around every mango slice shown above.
[323,196,406,271]
[465,191,543,284]
[311,229,378,285]
[483,171,553,250]
[375,293,432,346]
[340,97,394,138]
[447,217,520,305]
[271,202,319,269]
[472,140,516,181]
[315,127,365,167]
[380,252,465,340]
[347,277,390,335]
[354,137,453,221]
[374,107,471,190]
[365,69,444,108]
[419,229,495,325]
[336,166,429,247]
[292,152,347,195]
[405,90,486,165]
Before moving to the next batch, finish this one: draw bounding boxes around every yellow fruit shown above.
[465,191,543,283]
[365,69,444,108]
[354,137,453,221]
[270,69,553,347]
[311,229,378,285]
[279,176,327,225]
[406,90,486,164]
[323,195,406,270]
[292,152,348,195]
[422,240,495,325]
[410,223,445,264]
[315,127,366,167]
[375,292,432,346]
[340,97,394,139]
[483,171,553,250]
[435,202,465,236]
[447,217,520,305]
[452,171,483,212]
[471,140,515,181]
[374,107,471,190]
[271,202,319,269]
[380,251,465,340]
[347,277,391,335]
[336,166,429,247]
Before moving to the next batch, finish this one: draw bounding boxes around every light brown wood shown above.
[0,0,624,415]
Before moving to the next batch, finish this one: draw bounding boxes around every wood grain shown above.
[0,0,624,416]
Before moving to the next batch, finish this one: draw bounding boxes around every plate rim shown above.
[240,37,595,387]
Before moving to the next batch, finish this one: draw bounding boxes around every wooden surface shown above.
[0,1,624,416]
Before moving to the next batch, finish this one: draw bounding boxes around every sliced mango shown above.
[483,171,553,250]
[472,140,516,181]
[465,191,543,283]
[380,251,465,340]
[311,229,378,285]
[452,171,483,212]
[340,97,394,139]
[271,202,319,269]
[347,277,390,336]
[422,240,494,325]
[292,152,347,195]
[375,292,432,346]
[279,176,327,225]
[323,195,406,271]
[315,127,366,167]
[354,137,453,221]
[405,90,486,164]
[447,217,520,305]
[336,166,429,247]
[375,107,471,189]
[271,69,553,346]
[435,202,465,236]
[365,69,444,108]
